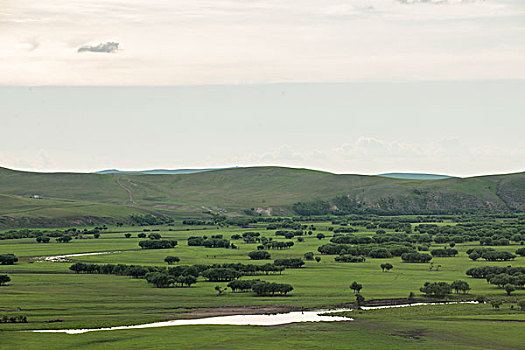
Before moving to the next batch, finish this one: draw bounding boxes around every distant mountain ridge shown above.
[0,166,524,227]
[96,168,453,180]
[95,168,233,175]
[377,173,453,180]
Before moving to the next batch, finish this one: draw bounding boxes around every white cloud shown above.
[78,42,119,53]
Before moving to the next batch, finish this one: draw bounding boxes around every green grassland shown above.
[1,166,524,227]
[0,219,524,349]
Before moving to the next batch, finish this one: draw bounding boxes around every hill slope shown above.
[0,166,523,227]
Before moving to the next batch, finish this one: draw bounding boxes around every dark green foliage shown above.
[251,281,294,296]
[274,258,305,268]
[350,281,363,293]
[0,314,27,323]
[369,248,392,258]
[504,283,515,296]
[420,282,452,297]
[0,274,11,286]
[130,214,173,225]
[201,268,241,282]
[516,247,525,256]
[139,240,177,249]
[187,236,231,248]
[56,235,72,243]
[304,252,315,260]
[430,248,458,257]
[401,252,432,263]
[335,255,366,263]
[292,200,331,215]
[35,236,50,243]
[0,254,18,265]
[380,263,393,272]
[164,256,180,264]
[248,251,271,260]
[227,279,260,292]
[450,280,470,294]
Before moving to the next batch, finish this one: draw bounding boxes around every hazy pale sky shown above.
[1,0,525,84]
[0,1,524,175]
[1,82,524,176]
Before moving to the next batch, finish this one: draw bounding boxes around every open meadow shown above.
[1,215,524,348]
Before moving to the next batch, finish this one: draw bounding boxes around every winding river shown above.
[30,302,477,334]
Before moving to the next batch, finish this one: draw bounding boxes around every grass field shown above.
[1,219,524,349]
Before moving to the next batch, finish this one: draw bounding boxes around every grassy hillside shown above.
[0,166,523,227]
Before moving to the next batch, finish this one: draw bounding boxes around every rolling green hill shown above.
[0,166,523,227]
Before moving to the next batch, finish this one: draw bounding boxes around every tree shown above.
[380,263,393,272]
[0,254,18,265]
[316,233,325,240]
[350,281,362,293]
[490,300,502,309]
[504,283,515,296]
[515,248,525,257]
[164,256,180,265]
[315,257,321,263]
[36,236,50,243]
[148,233,162,240]
[450,280,471,294]
[0,274,11,286]
[215,286,226,296]
[145,272,174,288]
[304,252,314,260]
[355,293,365,308]
[137,233,147,238]
[124,233,132,238]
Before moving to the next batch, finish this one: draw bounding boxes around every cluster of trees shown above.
[317,243,415,257]
[420,281,470,296]
[465,266,525,294]
[248,251,271,260]
[430,248,458,257]
[56,236,73,243]
[0,254,18,265]
[273,258,305,268]
[187,236,231,248]
[251,281,294,296]
[335,255,365,263]
[130,214,173,225]
[467,248,516,261]
[202,268,241,282]
[275,230,304,239]
[145,272,197,288]
[0,315,27,323]
[139,240,178,249]
[259,241,294,250]
[0,228,67,240]
[401,252,432,263]
[35,236,51,243]
[182,219,211,225]
[222,279,296,297]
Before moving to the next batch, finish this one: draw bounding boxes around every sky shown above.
[0,1,524,176]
